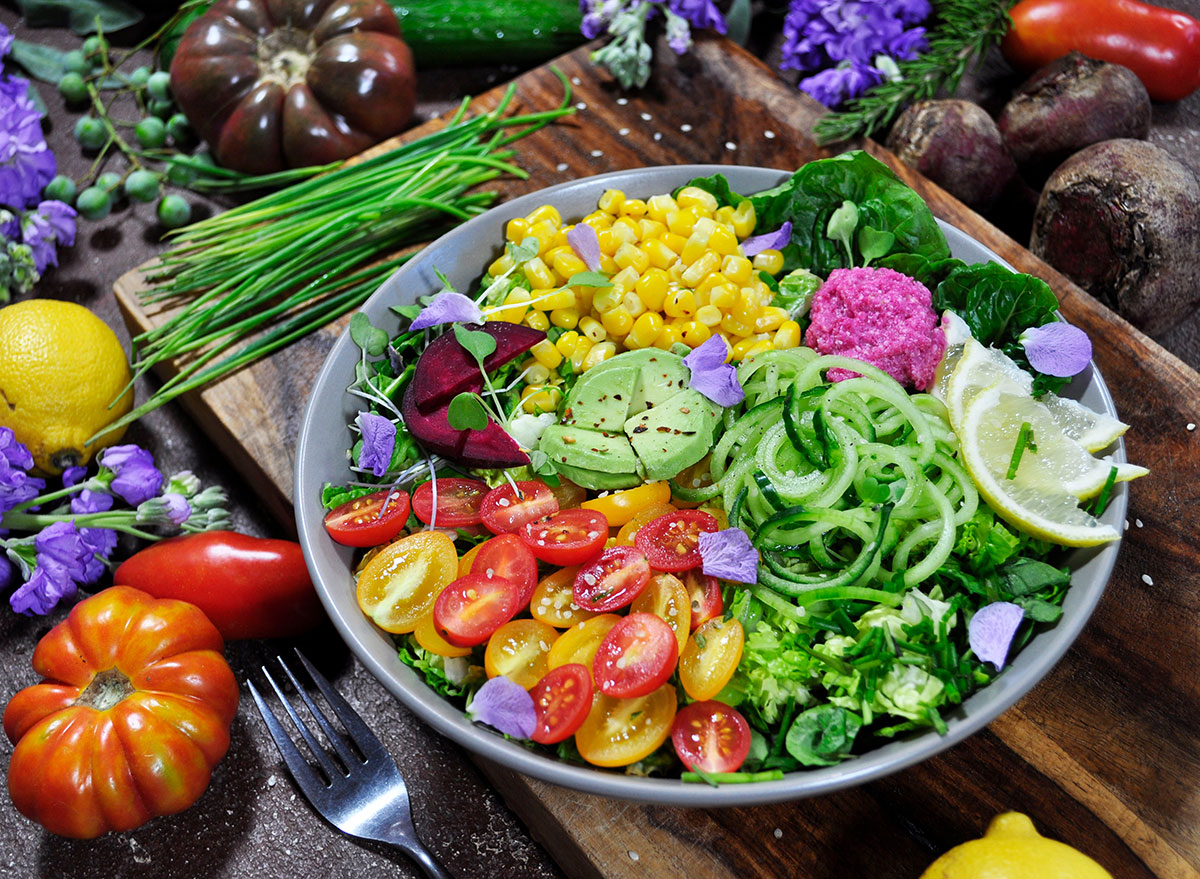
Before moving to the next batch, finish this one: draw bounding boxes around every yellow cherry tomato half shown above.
[356,531,459,633]
[574,684,678,767]
[630,572,691,653]
[457,541,485,578]
[484,619,559,689]
[547,614,621,682]
[581,481,672,527]
[413,612,471,658]
[614,501,677,545]
[678,617,745,702]
[530,566,595,628]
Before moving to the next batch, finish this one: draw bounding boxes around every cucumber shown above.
[159,0,585,69]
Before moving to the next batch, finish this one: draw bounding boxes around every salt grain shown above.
[556,162,569,172]
[680,123,693,132]
[1136,518,1144,528]
[653,132,663,141]
[571,77,581,85]
[575,102,587,110]
[641,112,652,121]
[591,149,604,157]
[764,130,777,139]
[725,141,737,151]
[617,97,629,105]
[1142,574,1154,586]
[628,851,640,862]
[1188,422,1196,431]
[267,775,277,787]
[619,127,630,136]
[773,828,783,839]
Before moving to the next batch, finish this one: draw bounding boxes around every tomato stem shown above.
[76,667,136,711]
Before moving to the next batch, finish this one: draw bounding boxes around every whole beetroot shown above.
[1031,139,1200,336]
[998,53,1150,186]
[886,99,1017,211]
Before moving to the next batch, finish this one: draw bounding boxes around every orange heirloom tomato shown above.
[356,531,459,633]
[547,614,621,682]
[631,572,691,652]
[679,617,745,702]
[484,619,559,689]
[3,586,239,839]
[574,684,678,767]
[581,481,672,526]
[530,567,595,628]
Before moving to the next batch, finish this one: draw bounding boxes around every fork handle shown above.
[402,842,452,879]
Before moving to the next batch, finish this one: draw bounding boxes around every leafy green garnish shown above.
[350,312,389,356]
[452,323,498,363]
[784,704,863,766]
[566,271,613,288]
[447,392,489,431]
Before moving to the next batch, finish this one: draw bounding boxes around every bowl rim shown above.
[294,164,1128,807]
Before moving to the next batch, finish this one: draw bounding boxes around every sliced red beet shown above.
[401,384,529,469]
[409,322,545,413]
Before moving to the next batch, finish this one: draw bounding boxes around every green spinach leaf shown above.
[784,704,863,766]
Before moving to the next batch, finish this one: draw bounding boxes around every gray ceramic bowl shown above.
[295,165,1128,807]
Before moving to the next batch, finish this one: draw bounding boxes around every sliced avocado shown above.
[562,364,639,432]
[584,348,690,415]
[539,424,641,490]
[624,388,720,482]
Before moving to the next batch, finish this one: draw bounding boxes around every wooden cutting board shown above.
[115,37,1200,879]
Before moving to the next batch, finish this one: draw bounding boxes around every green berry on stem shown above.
[166,113,195,146]
[124,170,160,203]
[147,71,172,103]
[58,72,88,104]
[166,160,197,186]
[129,66,151,89]
[135,116,167,149]
[76,187,112,220]
[44,175,77,205]
[96,172,124,195]
[64,50,90,75]
[157,195,192,229]
[149,98,174,119]
[82,36,106,57]
[73,116,107,150]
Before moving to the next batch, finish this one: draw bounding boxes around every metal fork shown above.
[249,650,451,879]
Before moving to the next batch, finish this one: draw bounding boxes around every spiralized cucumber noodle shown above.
[675,349,977,614]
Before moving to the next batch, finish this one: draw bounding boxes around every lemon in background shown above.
[921,812,1113,879]
[0,299,134,475]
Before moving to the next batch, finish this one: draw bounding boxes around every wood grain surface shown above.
[114,36,1200,879]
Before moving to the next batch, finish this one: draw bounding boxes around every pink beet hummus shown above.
[804,266,946,390]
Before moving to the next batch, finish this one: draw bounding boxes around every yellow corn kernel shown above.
[754,306,789,333]
[621,291,646,318]
[505,217,531,243]
[614,242,650,274]
[609,266,639,292]
[524,310,550,332]
[521,386,563,414]
[680,251,722,287]
[731,336,766,360]
[721,254,754,285]
[551,307,580,330]
[714,205,736,227]
[575,287,595,315]
[661,232,687,254]
[578,315,607,343]
[733,288,761,325]
[556,331,582,358]
[599,188,626,214]
[667,262,686,284]
[634,268,670,311]
[599,254,619,275]
[552,228,570,249]
[569,337,593,372]
[643,238,679,271]
[664,288,697,319]
[597,229,620,257]
[533,287,576,311]
[681,321,712,347]
[638,218,667,241]
[524,362,551,385]
[753,279,776,308]
[681,229,711,266]
[676,186,719,214]
[530,339,563,369]
[732,201,756,239]
[526,204,562,228]
[528,220,558,254]
[774,320,801,349]
[620,198,648,220]
[646,194,677,223]
[523,257,556,289]
[601,306,634,336]
[582,211,612,231]
[667,207,701,237]
[488,252,515,278]
[611,219,639,246]
[492,287,532,323]
[582,341,617,370]
[708,284,737,309]
[552,249,588,280]
[696,304,723,327]
[593,286,624,313]
[708,223,739,256]
[721,313,754,337]
[543,244,571,264]
[695,271,730,299]
[653,324,683,349]
[752,249,785,275]
[627,312,663,349]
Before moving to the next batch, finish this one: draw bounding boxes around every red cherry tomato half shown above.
[529,663,594,744]
[323,489,411,547]
[592,612,679,698]
[520,508,609,567]
[680,569,723,632]
[634,510,719,572]
[470,534,539,606]
[412,478,489,527]
[433,573,525,647]
[573,545,652,612]
[671,700,752,774]
[480,480,559,534]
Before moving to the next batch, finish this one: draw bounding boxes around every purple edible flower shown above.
[10,520,91,614]
[355,411,396,477]
[668,0,725,32]
[800,60,886,108]
[98,444,163,506]
[61,465,88,487]
[70,489,115,582]
[742,221,792,257]
[1019,322,1092,378]
[682,335,744,407]
[20,200,76,273]
[698,528,758,583]
[566,223,602,272]
[409,291,484,331]
[969,601,1025,670]
[0,427,44,515]
[0,23,13,60]
[0,81,56,210]
[467,675,537,739]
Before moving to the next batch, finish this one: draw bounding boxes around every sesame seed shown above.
[653,131,663,141]
[618,127,630,136]
[764,130,777,139]
[680,123,693,132]
[640,112,652,121]
[556,162,569,172]
[725,141,737,151]
[575,102,587,110]
[571,77,581,85]
[1136,518,1144,528]
[616,97,628,105]
[773,828,783,839]
[1189,423,1196,431]
[628,851,640,862]
[1142,573,1154,586]
[591,149,604,157]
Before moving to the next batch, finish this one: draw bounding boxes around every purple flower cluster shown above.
[780,0,931,108]
[0,23,76,299]
[581,1,726,88]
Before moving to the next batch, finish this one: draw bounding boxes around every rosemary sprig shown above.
[813,0,1013,145]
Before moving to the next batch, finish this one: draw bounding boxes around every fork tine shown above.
[260,663,344,783]
[293,648,392,766]
[248,679,330,799]
[275,655,360,769]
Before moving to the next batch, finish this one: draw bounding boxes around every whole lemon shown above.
[921,812,1113,879]
[0,300,134,475]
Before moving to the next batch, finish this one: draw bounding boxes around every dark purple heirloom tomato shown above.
[170,0,416,173]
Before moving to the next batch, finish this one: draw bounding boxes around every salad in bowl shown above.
[296,153,1142,804]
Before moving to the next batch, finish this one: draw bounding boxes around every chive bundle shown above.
[96,77,573,439]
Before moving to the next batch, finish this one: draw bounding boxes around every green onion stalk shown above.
[92,74,574,441]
